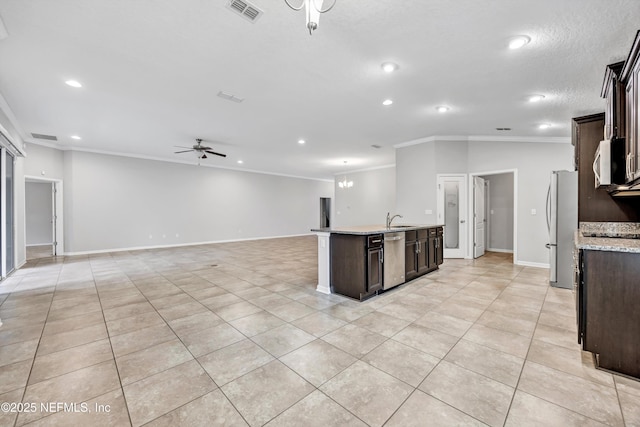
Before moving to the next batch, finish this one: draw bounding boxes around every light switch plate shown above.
[531,209,537,215]
[425,209,433,215]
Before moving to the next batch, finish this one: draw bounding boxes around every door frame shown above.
[24,176,64,256]
[473,176,486,258]
[436,174,467,258]
[467,169,518,262]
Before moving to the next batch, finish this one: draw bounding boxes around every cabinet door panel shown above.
[405,240,418,279]
[367,248,383,293]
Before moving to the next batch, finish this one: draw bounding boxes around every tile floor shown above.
[0,235,638,426]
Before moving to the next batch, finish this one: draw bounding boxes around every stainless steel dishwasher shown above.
[383,232,405,290]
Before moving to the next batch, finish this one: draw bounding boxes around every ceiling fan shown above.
[174,138,226,159]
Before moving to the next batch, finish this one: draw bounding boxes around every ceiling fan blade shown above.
[174,150,194,153]
[204,150,227,158]
[174,145,193,149]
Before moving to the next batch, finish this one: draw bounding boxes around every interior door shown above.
[474,176,486,258]
[436,175,467,258]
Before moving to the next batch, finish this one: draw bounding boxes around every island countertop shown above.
[311,224,444,235]
[575,231,640,253]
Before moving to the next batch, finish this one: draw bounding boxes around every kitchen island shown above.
[575,222,640,379]
[313,224,444,301]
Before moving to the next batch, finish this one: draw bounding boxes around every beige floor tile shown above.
[25,388,132,427]
[98,292,146,310]
[0,388,23,427]
[123,360,216,427]
[320,361,413,427]
[29,339,113,384]
[362,339,439,387]
[230,311,285,337]
[0,339,38,367]
[445,339,524,387]
[321,302,374,322]
[103,301,155,322]
[266,390,366,427]
[432,300,485,322]
[213,301,263,321]
[291,312,347,337]
[17,361,121,425]
[476,310,537,337]
[116,339,193,385]
[375,302,427,322]
[0,323,44,347]
[155,300,208,321]
[352,311,410,337]
[110,323,177,358]
[106,311,166,337]
[47,301,103,321]
[420,360,514,427]
[322,324,387,358]
[0,359,32,394]
[413,311,473,337]
[296,294,338,310]
[280,340,356,387]
[393,324,459,359]
[518,361,623,426]
[42,310,105,336]
[532,323,580,351]
[37,323,108,355]
[200,293,243,310]
[198,339,274,386]
[463,324,531,358]
[505,390,608,427]
[618,389,640,427]
[148,292,195,310]
[144,389,248,427]
[385,389,486,427]
[179,323,245,357]
[167,310,223,335]
[222,360,315,427]
[251,324,315,357]
[265,301,317,322]
[527,339,614,387]
[615,374,640,397]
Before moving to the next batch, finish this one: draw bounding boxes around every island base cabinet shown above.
[580,249,640,379]
[330,234,381,301]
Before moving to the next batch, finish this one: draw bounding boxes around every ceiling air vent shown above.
[31,133,58,141]
[226,0,263,23]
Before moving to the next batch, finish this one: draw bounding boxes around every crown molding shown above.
[394,134,571,148]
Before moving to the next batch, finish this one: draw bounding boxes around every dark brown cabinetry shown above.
[573,113,640,221]
[621,32,640,184]
[405,227,443,280]
[331,234,382,301]
[602,61,626,141]
[577,249,640,379]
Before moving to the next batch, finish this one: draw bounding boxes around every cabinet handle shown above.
[415,241,420,254]
[381,248,384,263]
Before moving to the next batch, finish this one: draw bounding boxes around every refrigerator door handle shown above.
[545,182,551,234]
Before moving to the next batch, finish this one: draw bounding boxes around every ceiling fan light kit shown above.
[284,0,337,35]
[174,138,227,161]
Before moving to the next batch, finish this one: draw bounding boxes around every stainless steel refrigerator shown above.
[546,170,578,289]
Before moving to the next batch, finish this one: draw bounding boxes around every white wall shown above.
[25,182,53,245]
[397,138,573,266]
[51,150,333,253]
[334,166,396,227]
[483,173,514,252]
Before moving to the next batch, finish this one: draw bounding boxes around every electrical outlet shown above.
[531,209,537,215]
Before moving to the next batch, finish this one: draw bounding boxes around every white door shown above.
[437,175,467,258]
[474,176,486,258]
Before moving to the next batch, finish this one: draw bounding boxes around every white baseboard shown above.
[26,243,54,247]
[515,260,550,268]
[62,233,315,256]
[487,248,514,253]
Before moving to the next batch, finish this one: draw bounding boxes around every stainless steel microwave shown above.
[593,139,612,187]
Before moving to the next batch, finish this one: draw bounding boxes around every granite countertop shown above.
[311,224,444,235]
[575,231,640,253]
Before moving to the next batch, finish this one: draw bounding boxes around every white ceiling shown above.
[0,0,639,179]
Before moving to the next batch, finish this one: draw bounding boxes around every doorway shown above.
[25,177,63,260]
[436,174,467,258]
[319,197,331,228]
[469,170,516,261]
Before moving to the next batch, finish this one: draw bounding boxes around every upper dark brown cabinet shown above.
[621,30,640,183]
[601,61,626,141]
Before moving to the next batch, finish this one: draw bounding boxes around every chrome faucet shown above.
[386,212,403,229]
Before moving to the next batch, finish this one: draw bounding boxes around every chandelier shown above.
[284,0,337,35]
[338,176,353,189]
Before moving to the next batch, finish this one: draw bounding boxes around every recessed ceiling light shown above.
[509,35,531,50]
[436,106,450,113]
[298,139,306,144]
[528,94,545,102]
[382,99,393,106]
[381,62,399,73]
[539,123,551,129]
[237,160,244,164]
[65,80,82,88]
[70,135,81,140]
